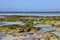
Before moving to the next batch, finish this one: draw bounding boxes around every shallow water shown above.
[0,22,25,26]
[33,23,60,38]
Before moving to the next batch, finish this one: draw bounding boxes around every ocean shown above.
[0,13,60,16]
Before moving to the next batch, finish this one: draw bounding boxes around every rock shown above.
[1,32,60,40]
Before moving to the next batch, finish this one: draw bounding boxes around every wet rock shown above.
[0,32,60,40]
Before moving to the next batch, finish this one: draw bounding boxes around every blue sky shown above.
[0,0,60,12]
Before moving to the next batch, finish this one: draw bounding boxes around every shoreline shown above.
[0,13,60,16]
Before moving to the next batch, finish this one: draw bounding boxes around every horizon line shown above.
[0,11,60,13]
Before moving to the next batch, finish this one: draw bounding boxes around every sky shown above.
[0,0,60,12]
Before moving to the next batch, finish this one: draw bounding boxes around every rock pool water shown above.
[0,22,25,26]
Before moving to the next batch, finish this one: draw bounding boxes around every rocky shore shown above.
[0,31,60,40]
[0,15,60,40]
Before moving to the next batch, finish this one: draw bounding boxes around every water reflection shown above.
[33,23,59,32]
[0,22,25,26]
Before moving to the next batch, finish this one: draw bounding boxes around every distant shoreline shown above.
[0,11,60,13]
[0,13,60,16]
